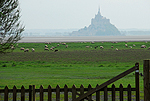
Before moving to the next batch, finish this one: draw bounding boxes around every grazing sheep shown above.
[50,48,53,50]
[11,46,14,50]
[86,46,90,48]
[57,44,59,46]
[129,46,132,48]
[20,47,25,50]
[65,45,68,48]
[51,46,55,49]
[116,48,118,51]
[44,48,49,51]
[95,46,98,49]
[24,49,29,52]
[62,43,66,45]
[45,42,49,44]
[111,46,113,48]
[133,44,136,47]
[125,44,128,47]
[100,46,104,49]
[32,48,35,52]
[45,42,51,44]
[141,45,146,48]
[54,49,58,52]
[91,41,95,44]
[45,45,48,48]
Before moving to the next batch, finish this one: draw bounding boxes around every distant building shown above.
[70,7,121,36]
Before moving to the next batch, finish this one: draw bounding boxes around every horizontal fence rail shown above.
[0,84,137,101]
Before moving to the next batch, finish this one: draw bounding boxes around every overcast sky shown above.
[19,0,150,30]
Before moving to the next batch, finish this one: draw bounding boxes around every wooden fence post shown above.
[48,85,52,101]
[40,85,44,101]
[119,84,123,101]
[13,86,17,101]
[29,85,33,101]
[4,86,8,101]
[64,84,68,101]
[80,84,84,101]
[143,60,150,101]
[33,85,36,101]
[96,84,100,101]
[112,84,115,101]
[56,85,60,101]
[21,85,25,101]
[135,62,139,101]
[72,85,76,100]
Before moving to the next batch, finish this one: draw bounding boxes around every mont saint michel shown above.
[70,8,121,36]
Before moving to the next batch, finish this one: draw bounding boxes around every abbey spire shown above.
[98,6,100,15]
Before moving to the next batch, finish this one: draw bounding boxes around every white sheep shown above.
[11,46,14,50]
[50,48,53,50]
[91,41,95,44]
[24,49,29,52]
[125,44,128,47]
[62,43,66,45]
[116,48,118,51]
[100,46,104,49]
[45,45,48,48]
[86,46,90,48]
[133,44,136,47]
[66,45,68,48]
[44,48,49,51]
[141,45,146,48]
[20,47,25,50]
[32,48,35,52]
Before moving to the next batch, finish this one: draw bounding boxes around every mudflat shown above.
[18,35,150,43]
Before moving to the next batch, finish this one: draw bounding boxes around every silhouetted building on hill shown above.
[70,7,121,36]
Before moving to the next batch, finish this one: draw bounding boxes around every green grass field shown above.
[0,41,149,100]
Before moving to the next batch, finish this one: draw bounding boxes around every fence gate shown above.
[0,63,140,101]
[73,62,140,101]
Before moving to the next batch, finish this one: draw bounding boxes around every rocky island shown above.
[70,8,121,36]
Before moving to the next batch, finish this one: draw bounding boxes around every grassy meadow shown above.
[0,41,150,99]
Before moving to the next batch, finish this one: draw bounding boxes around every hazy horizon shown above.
[19,0,150,30]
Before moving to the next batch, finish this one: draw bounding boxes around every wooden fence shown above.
[0,63,139,101]
[0,84,137,101]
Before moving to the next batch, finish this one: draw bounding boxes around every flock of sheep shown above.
[18,42,68,52]
[10,41,150,52]
[85,41,150,51]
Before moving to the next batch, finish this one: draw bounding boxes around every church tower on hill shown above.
[70,7,121,36]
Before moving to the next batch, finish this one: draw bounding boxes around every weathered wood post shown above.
[143,60,150,101]
[135,62,139,101]
[29,85,33,101]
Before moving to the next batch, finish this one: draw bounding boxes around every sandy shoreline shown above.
[18,36,150,43]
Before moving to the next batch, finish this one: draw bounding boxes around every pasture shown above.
[0,41,150,99]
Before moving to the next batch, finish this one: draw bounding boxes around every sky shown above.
[19,0,150,30]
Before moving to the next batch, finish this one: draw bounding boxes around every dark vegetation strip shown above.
[0,49,149,64]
